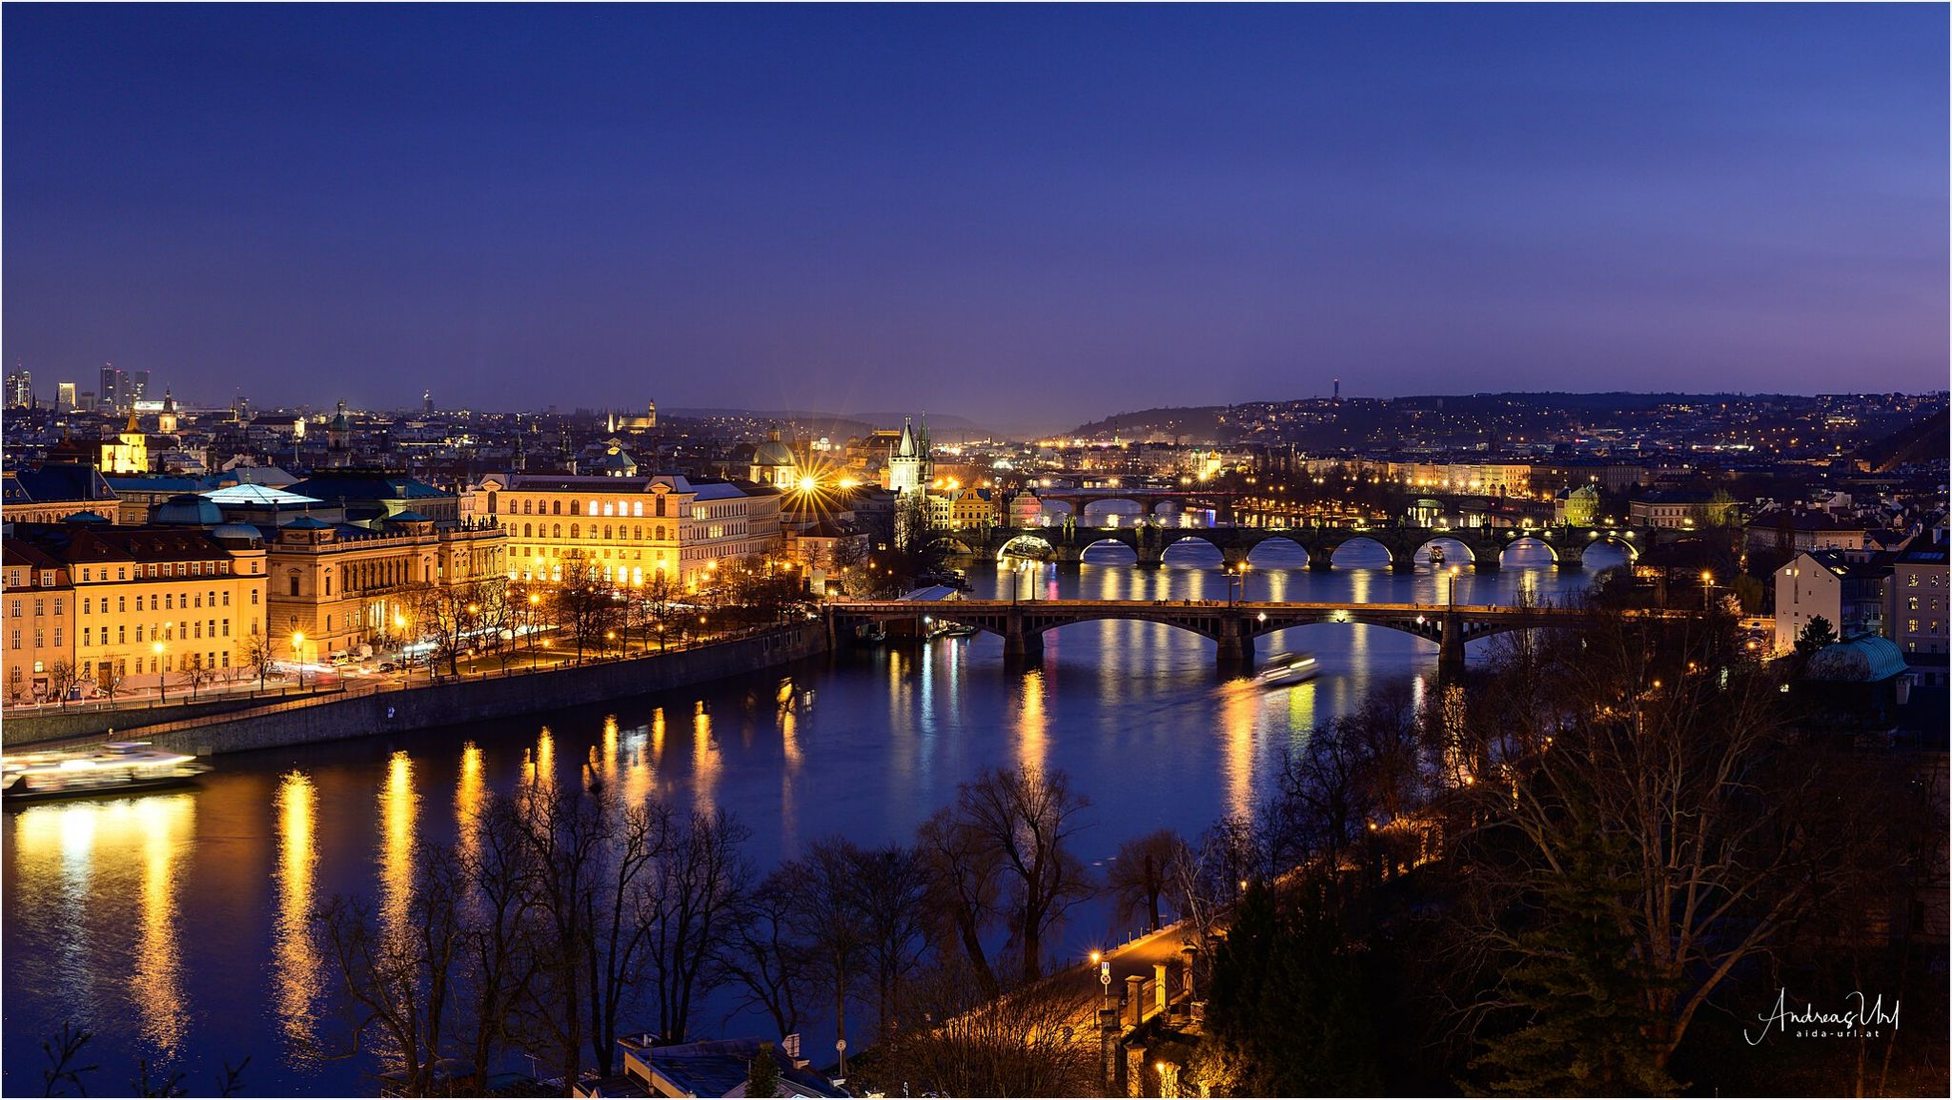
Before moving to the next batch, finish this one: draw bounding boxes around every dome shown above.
[154,493,223,526]
[1806,636,1909,683]
[211,523,263,544]
[62,510,112,524]
[753,426,794,467]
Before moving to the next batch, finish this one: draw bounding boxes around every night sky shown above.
[3,4,1945,433]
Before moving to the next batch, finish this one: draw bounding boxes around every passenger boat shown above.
[1256,654,1320,688]
[2,742,210,805]
[1427,544,1447,566]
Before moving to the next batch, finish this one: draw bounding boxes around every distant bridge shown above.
[827,597,1655,675]
[927,521,1668,573]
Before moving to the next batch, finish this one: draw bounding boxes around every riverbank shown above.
[25,622,830,758]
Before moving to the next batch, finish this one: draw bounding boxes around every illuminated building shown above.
[469,472,782,589]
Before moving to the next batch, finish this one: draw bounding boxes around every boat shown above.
[2,742,210,805]
[1427,544,1447,566]
[1256,654,1320,688]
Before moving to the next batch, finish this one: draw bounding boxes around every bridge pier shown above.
[1003,629,1045,665]
[1215,616,1256,675]
[1554,546,1585,571]
[1437,612,1466,683]
[1390,554,1417,574]
[1472,556,1501,573]
[1306,556,1334,573]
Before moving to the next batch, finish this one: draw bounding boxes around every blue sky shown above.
[4,4,1945,431]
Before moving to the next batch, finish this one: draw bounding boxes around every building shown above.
[4,519,268,697]
[886,418,933,495]
[748,426,800,489]
[3,465,122,525]
[99,364,124,412]
[470,472,784,590]
[1,540,74,702]
[929,486,998,530]
[261,511,507,664]
[1629,490,1738,531]
[6,370,31,408]
[1744,510,1871,554]
[56,382,76,411]
[286,470,460,524]
[1889,544,1948,657]
[1774,550,1889,652]
[1553,484,1602,526]
[99,411,150,474]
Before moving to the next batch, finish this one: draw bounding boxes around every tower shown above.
[327,400,352,467]
[422,389,433,416]
[157,389,178,434]
[887,416,934,495]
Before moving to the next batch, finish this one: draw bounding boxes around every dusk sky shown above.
[4,4,1945,433]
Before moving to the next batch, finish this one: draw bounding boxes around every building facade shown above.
[4,521,268,696]
[470,473,783,590]
[1889,544,1948,657]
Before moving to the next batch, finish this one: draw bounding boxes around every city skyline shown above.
[4,4,1946,431]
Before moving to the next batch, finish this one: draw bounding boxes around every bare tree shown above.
[781,840,870,1068]
[244,630,276,691]
[45,660,78,708]
[552,553,615,664]
[955,767,1094,983]
[1107,828,1183,933]
[869,965,1101,1099]
[719,867,807,1041]
[850,843,930,1037]
[643,807,751,1044]
[916,807,1004,997]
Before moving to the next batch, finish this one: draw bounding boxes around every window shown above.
[6,601,16,619]
[84,628,92,647]
[119,596,126,613]
[33,598,43,616]
[118,626,125,643]
[632,502,643,517]
[82,599,91,615]
[40,570,56,586]
[1909,597,1919,611]
[570,523,580,538]
[553,524,562,538]
[552,500,561,515]
[222,591,230,606]
[222,619,230,637]
[1908,619,1919,633]
[1909,574,1920,587]
[7,630,17,650]
[570,500,581,515]
[53,598,62,616]
[53,628,61,647]
[289,575,300,597]
[251,590,259,605]
[524,523,533,538]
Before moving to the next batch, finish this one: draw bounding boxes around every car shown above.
[377,661,399,673]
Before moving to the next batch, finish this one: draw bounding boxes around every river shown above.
[1,538,1627,1095]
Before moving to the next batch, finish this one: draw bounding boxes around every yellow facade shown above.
[100,412,150,474]
[471,473,782,591]
[5,525,268,696]
[266,517,507,661]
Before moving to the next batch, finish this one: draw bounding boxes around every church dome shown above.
[154,493,223,526]
[753,434,794,468]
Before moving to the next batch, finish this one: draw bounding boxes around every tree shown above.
[1454,613,1856,1078]
[1106,828,1182,933]
[915,807,1004,997]
[746,1043,780,1098]
[552,553,615,664]
[781,840,870,1065]
[850,843,930,1036]
[720,868,807,1041]
[45,660,78,707]
[1198,880,1381,1097]
[868,965,1101,1099]
[954,767,1094,983]
[1795,615,1838,656]
[642,808,751,1044]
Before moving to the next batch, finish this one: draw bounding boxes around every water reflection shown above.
[273,772,323,1057]
[692,699,720,813]
[1016,668,1049,775]
[1216,681,1261,820]
[379,751,418,939]
[132,797,195,1057]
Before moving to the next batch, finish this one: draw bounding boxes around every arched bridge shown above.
[928,522,1663,574]
[828,598,1644,676]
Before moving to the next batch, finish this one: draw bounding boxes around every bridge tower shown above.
[1437,611,1467,683]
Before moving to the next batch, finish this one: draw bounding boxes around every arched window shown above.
[486,491,498,514]
[523,499,533,514]
[524,523,533,538]
[605,525,613,540]
[655,525,665,540]
[288,573,300,597]
[632,502,643,517]
[570,500,581,516]
[633,526,642,540]
[553,524,562,538]
[551,500,561,515]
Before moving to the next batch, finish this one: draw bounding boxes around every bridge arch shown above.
[1080,498,1145,526]
[1158,531,1225,566]
[926,534,977,557]
[1328,536,1396,569]
[1245,535,1313,568]
[1584,531,1640,562]
[1412,537,1475,566]
[1076,537,1138,565]
[1498,535,1559,566]
[997,534,1056,561]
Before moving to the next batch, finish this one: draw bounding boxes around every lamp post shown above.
[1700,570,1714,612]
[1446,565,1461,611]
[152,640,166,702]
[292,630,306,689]
[1096,954,1112,1012]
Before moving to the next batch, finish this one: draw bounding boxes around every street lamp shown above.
[292,630,306,688]
[1700,570,1715,612]
[1446,565,1462,611]
[152,640,166,702]
[1096,954,1112,1012]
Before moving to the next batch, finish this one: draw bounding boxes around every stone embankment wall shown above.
[83,624,829,758]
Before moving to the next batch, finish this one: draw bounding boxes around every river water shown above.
[1,539,1626,1095]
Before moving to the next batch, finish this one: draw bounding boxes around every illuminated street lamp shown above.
[1700,570,1715,612]
[153,640,167,702]
[292,630,306,688]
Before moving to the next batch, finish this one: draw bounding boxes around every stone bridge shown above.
[828,597,1646,676]
[927,521,1662,573]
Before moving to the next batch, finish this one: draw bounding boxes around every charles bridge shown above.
[826,597,1670,676]
[930,519,1669,573]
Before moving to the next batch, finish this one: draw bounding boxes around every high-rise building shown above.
[130,371,150,404]
[5,370,31,408]
[98,364,126,412]
[56,382,76,410]
[77,390,97,412]
[423,389,433,416]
